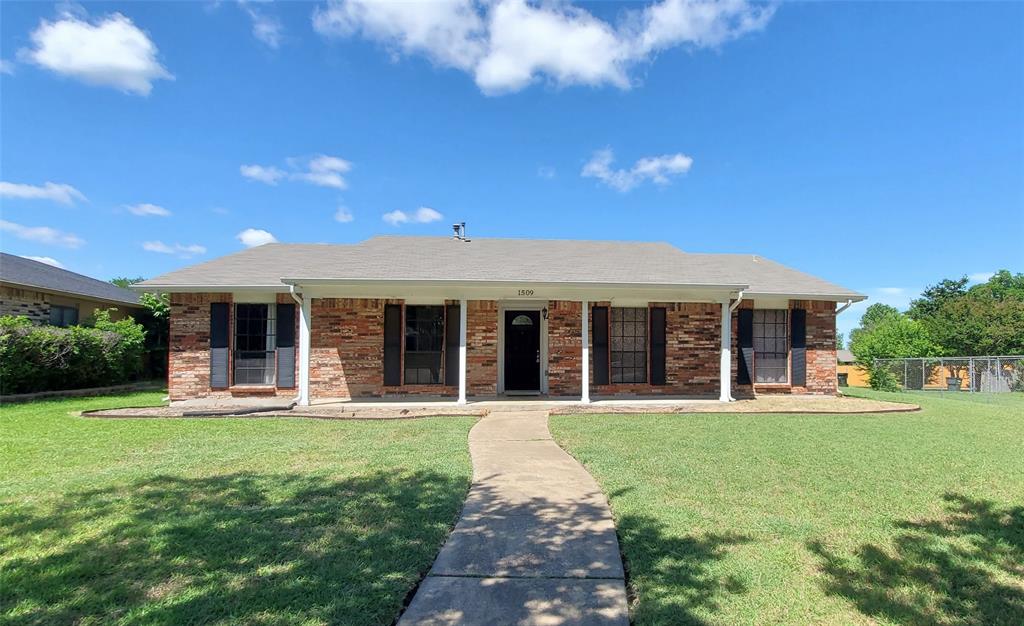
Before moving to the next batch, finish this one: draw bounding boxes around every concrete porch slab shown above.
[83,392,917,418]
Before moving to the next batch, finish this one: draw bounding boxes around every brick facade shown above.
[0,285,49,324]
[733,299,837,396]
[168,292,298,401]
[547,301,582,396]
[167,293,839,401]
[466,300,499,396]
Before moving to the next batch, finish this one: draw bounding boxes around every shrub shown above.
[0,312,146,395]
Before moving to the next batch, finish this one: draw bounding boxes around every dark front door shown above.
[504,310,541,392]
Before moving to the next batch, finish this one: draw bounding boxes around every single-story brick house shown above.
[0,253,142,326]
[136,235,864,405]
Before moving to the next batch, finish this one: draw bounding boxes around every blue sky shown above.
[1,1,1021,339]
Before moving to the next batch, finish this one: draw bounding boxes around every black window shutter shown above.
[650,307,667,385]
[791,308,807,387]
[210,302,230,389]
[737,308,753,385]
[444,304,461,387]
[383,304,402,386]
[276,303,296,388]
[592,306,609,385]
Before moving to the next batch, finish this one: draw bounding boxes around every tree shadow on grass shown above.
[606,490,752,625]
[808,493,1024,626]
[1,470,469,625]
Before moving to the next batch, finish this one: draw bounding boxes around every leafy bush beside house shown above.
[0,311,146,395]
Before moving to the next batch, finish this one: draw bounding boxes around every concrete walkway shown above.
[399,411,628,625]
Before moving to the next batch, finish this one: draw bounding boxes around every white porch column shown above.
[458,298,468,405]
[581,299,590,403]
[298,293,312,406]
[719,299,732,402]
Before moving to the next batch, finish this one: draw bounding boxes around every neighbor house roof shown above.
[0,253,140,306]
[137,236,865,300]
[837,349,855,363]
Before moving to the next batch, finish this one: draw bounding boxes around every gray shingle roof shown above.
[138,236,864,300]
[1,253,140,306]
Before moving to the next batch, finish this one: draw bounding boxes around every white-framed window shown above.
[753,309,788,384]
[234,303,276,385]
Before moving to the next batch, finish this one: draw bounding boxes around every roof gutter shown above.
[729,290,745,311]
[835,299,855,315]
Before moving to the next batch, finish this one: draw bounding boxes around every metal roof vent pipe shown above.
[452,222,469,242]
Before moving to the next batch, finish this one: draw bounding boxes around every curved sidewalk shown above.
[399,411,628,625]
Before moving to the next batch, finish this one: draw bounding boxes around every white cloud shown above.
[23,255,65,268]
[0,59,14,74]
[313,0,773,95]
[968,272,994,283]
[334,206,354,223]
[20,10,172,96]
[142,241,206,258]
[581,148,693,191]
[240,164,285,184]
[0,181,86,205]
[0,219,84,248]
[292,154,352,189]
[236,228,278,247]
[313,0,485,71]
[125,202,171,217]
[382,206,444,226]
[241,155,352,189]
[239,1,284,48]
[537,166,556,179]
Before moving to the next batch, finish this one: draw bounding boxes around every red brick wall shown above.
[548,301,582,396]
[168,293,299,401]
[311,298,385,399]
[466,300,498,396]
[796,299,838,394]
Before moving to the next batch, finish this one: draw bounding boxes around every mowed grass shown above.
[0,392,475,625]
[551,390,1024,625]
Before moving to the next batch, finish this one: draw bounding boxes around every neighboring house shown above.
[836,349,869,387]
[0,253,141,326]
[137,236,865,404]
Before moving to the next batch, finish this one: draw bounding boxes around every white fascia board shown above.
[131,284,290,294]
[743,292,867,303]
[281,277,748,291]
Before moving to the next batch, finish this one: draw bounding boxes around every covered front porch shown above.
[287,278,749,407]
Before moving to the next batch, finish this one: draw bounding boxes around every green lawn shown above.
[551,390,1024,625]
[0,392,475,625]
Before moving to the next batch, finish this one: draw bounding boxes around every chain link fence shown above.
[872,356,1024,393]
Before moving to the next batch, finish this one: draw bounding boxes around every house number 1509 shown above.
[517,289,534,296]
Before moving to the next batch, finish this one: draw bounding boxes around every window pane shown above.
[404,306,444,384]
[610,307,647,384]
[753,309,788,384]
[234,303,276,385]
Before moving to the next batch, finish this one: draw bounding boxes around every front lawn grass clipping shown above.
[0,392,475,625]
[551,389,1024,625]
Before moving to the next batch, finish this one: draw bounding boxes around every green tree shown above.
[110,276,146,289]
[836,332,844,350]
[849,311,938,391]
[908,270,1024,355]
